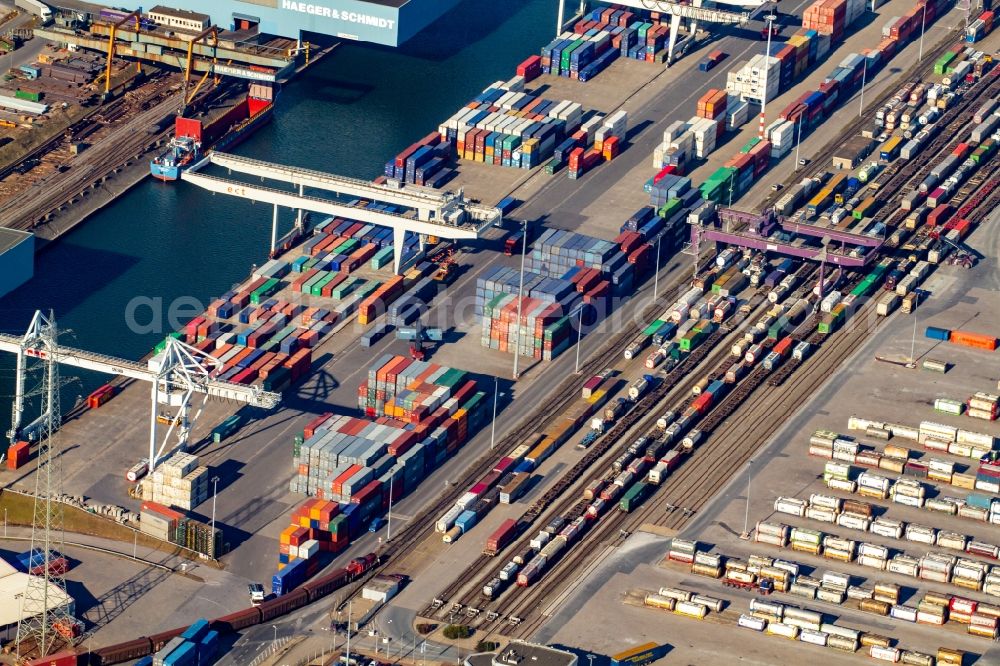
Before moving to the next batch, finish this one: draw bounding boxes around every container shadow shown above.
[393,0,544,64]
[0,243,140,326]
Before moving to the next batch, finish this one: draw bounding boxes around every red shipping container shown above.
[691,393,714,415]
[773,337,793,356]
[351,479,382,506]
[517,55,543,82]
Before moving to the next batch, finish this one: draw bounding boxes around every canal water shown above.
[0,0,557,436]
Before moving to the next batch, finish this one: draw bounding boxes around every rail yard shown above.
[0,0,999,664]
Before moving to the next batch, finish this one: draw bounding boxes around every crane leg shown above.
[8,346,25,443]
[271,204,279,255]
[393,226,407,275]
[557,0,566,36]
[668,14,681,66]
[149,379,158,473]
[296,184,304,231]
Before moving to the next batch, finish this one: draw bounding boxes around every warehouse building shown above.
[466,642,578,666]
[67,0,461,47]
[0,228,33,299]
[832,135,876,170]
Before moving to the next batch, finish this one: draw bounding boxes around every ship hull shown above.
[150,162,181,181]
[148,101,274,183]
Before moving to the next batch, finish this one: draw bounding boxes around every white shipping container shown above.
[870,645,901,662]
[774,497,807,516]
[890,605,918,622]
[887,555,919,577]
[798,628,828,646]
[738,614,766,631]
[765,622,799,639]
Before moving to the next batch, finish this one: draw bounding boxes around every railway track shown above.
[486,59,1000,639]
[429,291,785,629]
[347,18,992,627]
[414,293,769,616]
[760,23,969,211]
[355,252,719,604]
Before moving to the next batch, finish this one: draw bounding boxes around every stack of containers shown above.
[517,55,543,82]
[526,228,622,277]
[358,275,404,325]
[652,120,693,170]
[739,137,773,177]
[480,295,573,359]
[140,453,209,511]
[568,145,604,179]
[725,55,780,104]
[139,501,183,541]
[436,84,583,170]
[288,359,487,532]
[967,392,999,421]
[475,266,579,316]
[803,0,848,40]
[139,500,222,557]
[689,116,723,158]
[696,89,728,121]
[278,498,347,567]
[966,10,995,42]
[540,24,619,80]
[647,175,693,210]
[384,132,453,187]
[594,110,628,160]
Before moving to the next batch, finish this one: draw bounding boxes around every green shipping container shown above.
[740,136,761,154]
[311,273,338,296]
[355,279,381,300]
[263,365,291,391]
[544,158,565,175]
[15,89,40,102]
[678,329,704,352]
[768,316,789,340]
[619,481,651,513]
[370,246,394,270]
[329,277,359,299]
[643,319,666,336]
[212,415,243,443]
[250,278,280,305]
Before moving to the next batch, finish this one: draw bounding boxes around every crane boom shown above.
[0,333,279,408]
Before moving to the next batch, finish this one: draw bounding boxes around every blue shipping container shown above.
[925,326,951,341]
[163,641,197,666]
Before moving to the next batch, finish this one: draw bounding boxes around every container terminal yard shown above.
[0,0,999,663]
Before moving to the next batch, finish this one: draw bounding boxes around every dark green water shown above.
[0,0,556,435]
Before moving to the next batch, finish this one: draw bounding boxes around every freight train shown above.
[46,554,378,666]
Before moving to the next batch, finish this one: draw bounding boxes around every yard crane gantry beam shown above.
[0,311,281,473]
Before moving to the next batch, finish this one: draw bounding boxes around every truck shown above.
[504,226,532,255]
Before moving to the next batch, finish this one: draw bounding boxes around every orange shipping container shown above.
[949,330,998,351]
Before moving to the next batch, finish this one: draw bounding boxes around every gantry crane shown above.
[569,0,773,64]
[103,10,141,97]
[0,311,281,472]
[183,26,220,112]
